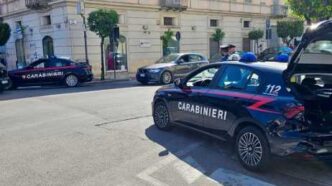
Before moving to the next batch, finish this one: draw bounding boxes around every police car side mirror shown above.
[174,78,184,89]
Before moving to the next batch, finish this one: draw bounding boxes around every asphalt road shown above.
[0,81,331,186]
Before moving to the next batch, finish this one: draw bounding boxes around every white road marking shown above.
[136,142,203,186]
[209,168,275,186]
[173,156,206,184]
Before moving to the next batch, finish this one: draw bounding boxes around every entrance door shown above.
[243,38,251,52]
[209,38,219,58]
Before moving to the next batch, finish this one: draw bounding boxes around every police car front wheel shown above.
[153,101,172,130]
[65,75,79,87]
[236,126,270,172]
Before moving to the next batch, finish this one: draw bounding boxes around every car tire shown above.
[153,101,172,130]
[65,74,79,87]
[5,79,17,90]
[236,126,270,172]
[160,71,173,85]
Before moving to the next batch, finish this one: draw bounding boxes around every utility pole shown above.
[77,0,89,64]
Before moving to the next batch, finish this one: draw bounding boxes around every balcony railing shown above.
[25,0,52,10]
[271,4,288,17]
[160,0,188,10]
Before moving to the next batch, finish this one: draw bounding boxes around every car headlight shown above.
[148,69,161,73]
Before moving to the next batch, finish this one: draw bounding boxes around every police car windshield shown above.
[156,54,179,64]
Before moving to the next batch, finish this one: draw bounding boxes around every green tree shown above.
[248,29,264,54]
[277,20,304,46]
[287,0,332,25]
[211,28,225,53]
[160,29,174,56]
[88,9,118,80]
[0,23,11,46]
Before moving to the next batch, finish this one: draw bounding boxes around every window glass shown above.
[245,73,260,93]
[217,66,254,91]
[305,40,332,55]
[179,55,189,63]
[189,55,203,62]
[186,67,219,87]
[30,60,46,69]
[48,60,65,67]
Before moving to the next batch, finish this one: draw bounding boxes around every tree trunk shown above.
[304,15,312,25]
[100,37,105,80]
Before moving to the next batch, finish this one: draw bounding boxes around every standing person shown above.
[220,44,241,61]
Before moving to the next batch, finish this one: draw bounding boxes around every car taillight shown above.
[284,105,304,119]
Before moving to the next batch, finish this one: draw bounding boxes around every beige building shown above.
[0,0,287,78]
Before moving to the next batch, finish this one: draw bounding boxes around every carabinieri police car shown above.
[152,20,332,171]
[7,57,93,89]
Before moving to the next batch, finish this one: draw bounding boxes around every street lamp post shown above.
[77,0,89,64]
[82,14,89,64]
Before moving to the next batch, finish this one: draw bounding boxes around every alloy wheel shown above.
[154,103,169,128]
[238,132,263,167]
[66,75,78,87]
[162,72,172,84]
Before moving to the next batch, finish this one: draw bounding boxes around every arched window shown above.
[42,36,54,58]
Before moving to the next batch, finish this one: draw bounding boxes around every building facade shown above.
[0,0,287,78]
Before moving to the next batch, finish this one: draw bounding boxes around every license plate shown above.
[1,80,8,84]
[140,73,146,77]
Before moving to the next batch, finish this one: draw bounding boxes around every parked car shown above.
[136,53,209,85]
[0,63,9,92]
[258,46,293,61]
[7,56,93,89]
[152,20,332,171]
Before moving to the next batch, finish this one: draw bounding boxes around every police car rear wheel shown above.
[236,126,270,171]
[153,102,172,130]
[65,75,79,87]
[160,71,172,84]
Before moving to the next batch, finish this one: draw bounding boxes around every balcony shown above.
[271,4,288,17]
[160,0,188,11]
[25,0,52,10]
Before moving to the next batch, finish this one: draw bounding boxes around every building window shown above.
[15,21,22,28]
[118,14,125,24]
[106,35,128,71]
[210,19,218,27]
[164,17,174,26]
[43,36,54,58]
[41,15,52,26]
[243,20,251,28]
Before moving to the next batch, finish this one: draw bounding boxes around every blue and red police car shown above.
[152,20,332,171]
[7,57,93,89]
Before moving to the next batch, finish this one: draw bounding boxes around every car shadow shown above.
[0,80,161,101]
[145,124,332,186]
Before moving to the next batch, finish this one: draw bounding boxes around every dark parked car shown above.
[7,57,93,89]
[136,53,209,85]
[152,20,332,171]
[0,63,9,92]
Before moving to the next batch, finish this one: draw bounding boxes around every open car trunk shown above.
[284,21,332,133]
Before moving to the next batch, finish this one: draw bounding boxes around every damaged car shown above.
[152,20,332,171]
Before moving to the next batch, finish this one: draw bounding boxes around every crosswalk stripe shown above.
[173,156,206,184]
[208,168,275,186]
